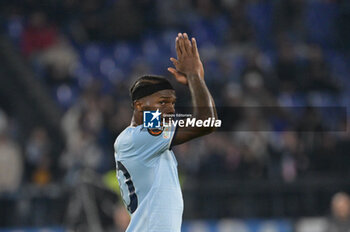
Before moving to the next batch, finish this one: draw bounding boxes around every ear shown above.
[134,100,143,111]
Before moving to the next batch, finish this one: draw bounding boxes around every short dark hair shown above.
[129,75,173,101]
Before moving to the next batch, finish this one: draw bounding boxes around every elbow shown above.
[193,113,219,135]
[200,123,217,135]
[208,125,217,134]
[202,115,220,134]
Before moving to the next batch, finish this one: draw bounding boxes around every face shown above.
[332,193,350,220]
[135,89,176,118]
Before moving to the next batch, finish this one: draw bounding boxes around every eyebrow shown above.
[159,96,176,99]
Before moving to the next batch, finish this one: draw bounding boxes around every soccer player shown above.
[114,33,217,231]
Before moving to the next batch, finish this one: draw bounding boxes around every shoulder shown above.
[114,125,149,152]
[115,126,137,151]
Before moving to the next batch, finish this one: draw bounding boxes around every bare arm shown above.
[168,33,217,146]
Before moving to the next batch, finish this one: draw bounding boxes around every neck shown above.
[131,112,142,127]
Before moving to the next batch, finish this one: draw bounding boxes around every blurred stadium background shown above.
[0,0,350,231]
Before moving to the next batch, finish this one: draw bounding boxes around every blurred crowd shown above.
[1,0,350,224]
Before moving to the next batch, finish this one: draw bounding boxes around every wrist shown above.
[186,72,202,80]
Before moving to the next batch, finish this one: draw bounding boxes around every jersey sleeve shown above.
[117,124,177,164]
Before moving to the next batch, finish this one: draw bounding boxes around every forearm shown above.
[209,94,218,119]
[187,74,217,120]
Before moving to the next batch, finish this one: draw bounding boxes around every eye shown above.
[160,101,166,105]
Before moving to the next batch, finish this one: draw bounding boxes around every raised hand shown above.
[168,33,204,85]
[168,33,218,145]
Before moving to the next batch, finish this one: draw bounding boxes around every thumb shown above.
[167,67,188,85]
[167,67,177,75]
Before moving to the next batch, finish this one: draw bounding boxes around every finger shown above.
[191,37,199,57]
[170,57,180,69]
[175,36,182,57]
[168,68,188,85]
[170,57,179,67]
[167,67,177,75]
[178,33,187,56]
[183,33,192,55]
[168,67,183,78]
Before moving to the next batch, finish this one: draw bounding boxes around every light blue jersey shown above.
[114,124,183,232]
